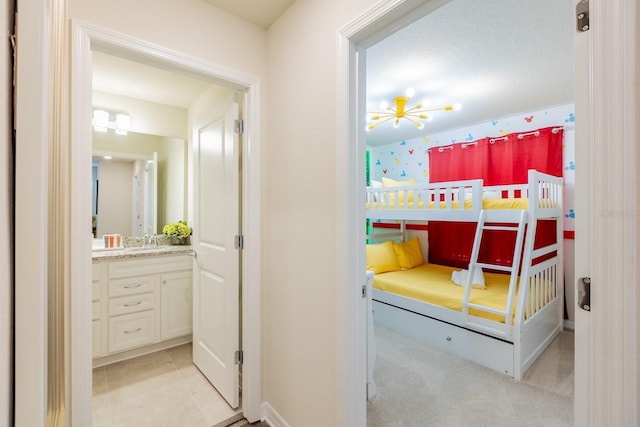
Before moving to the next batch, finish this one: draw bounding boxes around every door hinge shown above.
[578,277,591,311]
[576,0,589,32]
[234,119,244,134]
[235,349,243,365]
[362,284,367,299]
[234,234,244,250]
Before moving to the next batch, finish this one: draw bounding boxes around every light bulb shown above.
[93,109,109,132]
[115,113,131,134]
[453,102,462,111]
[405,88,415,98]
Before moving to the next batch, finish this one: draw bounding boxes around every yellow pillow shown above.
[366,240,401,274]
[381,177,417,205]
[393,236,425,270]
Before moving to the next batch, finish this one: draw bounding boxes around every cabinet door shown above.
[161,270,193,340]
[92,320,101,358]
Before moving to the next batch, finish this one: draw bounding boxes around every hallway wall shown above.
[265,1,377,425]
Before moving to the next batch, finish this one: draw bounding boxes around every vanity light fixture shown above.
[92,109,131,135]
[115,113,131,135]
[92,109,109,132]
[366,88,461,131]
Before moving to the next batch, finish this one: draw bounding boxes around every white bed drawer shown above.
[109,294,155,316]
[373,300,514,376]
[109,275,157,297]
[108,311,156,353]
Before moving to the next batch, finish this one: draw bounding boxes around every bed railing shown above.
[366,179,483,209]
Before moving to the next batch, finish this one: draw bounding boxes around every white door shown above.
[192,91,241,408]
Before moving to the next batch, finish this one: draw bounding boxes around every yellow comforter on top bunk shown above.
[367,198,530,211]
[372,263,517,323]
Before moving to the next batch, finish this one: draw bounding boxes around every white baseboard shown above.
[563,320,575,330]
[261,402,290,427]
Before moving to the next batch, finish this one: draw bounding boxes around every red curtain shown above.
[426,127,563,269]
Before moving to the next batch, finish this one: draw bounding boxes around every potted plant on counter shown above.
[162,221,193,245]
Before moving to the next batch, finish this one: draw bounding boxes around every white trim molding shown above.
[261,402,291,427]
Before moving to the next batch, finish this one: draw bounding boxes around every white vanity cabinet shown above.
[92,253,192,364]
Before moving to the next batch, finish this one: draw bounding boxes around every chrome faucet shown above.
[143,234,157,247]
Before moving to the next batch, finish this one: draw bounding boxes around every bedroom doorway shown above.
[362,0,576,421]
[338,0,601,425]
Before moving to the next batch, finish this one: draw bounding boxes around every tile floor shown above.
[92,343,242,427]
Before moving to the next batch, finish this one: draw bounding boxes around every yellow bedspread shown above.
[373,263,516,323]
[367,198,530,211]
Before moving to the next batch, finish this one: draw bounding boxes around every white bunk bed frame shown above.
[366,169,564,380]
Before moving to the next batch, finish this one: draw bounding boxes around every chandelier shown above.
[366,88,461,131]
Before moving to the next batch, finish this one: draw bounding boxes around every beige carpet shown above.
[367,325,574,427]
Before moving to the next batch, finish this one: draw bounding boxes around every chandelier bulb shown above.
[393,119,400,128]
[416,122,424,130]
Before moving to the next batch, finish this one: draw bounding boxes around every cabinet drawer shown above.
[109,293,155,316]
[109,275,157,297]
[92,281,101,302]
[109,256,192,279]
[109,311,156,353]
[92,301,101,320]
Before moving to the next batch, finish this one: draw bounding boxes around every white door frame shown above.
[337,0,638,425]
[70,22,263,424]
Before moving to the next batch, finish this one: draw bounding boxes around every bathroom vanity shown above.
[92,246,193,366]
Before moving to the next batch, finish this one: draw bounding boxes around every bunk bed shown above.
[365,169,564,380]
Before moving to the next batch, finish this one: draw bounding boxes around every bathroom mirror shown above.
[92,129,186,237]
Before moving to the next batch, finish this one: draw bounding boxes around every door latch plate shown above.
[578,277,591,311]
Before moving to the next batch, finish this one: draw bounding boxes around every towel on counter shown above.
[451,268,486,289]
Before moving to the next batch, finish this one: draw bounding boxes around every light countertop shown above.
[92,245,193,261]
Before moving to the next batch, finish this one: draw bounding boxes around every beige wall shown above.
[265,1,376,424]
[0,0,12,424]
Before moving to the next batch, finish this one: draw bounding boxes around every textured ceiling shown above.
[365,0,574,146]
[201,0,295,29]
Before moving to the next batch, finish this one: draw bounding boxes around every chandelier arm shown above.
[369,115,398,128]
[414,106,449,114]
[402,116,423,126]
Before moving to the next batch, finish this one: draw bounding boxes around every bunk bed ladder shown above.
[462,209,528,338]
